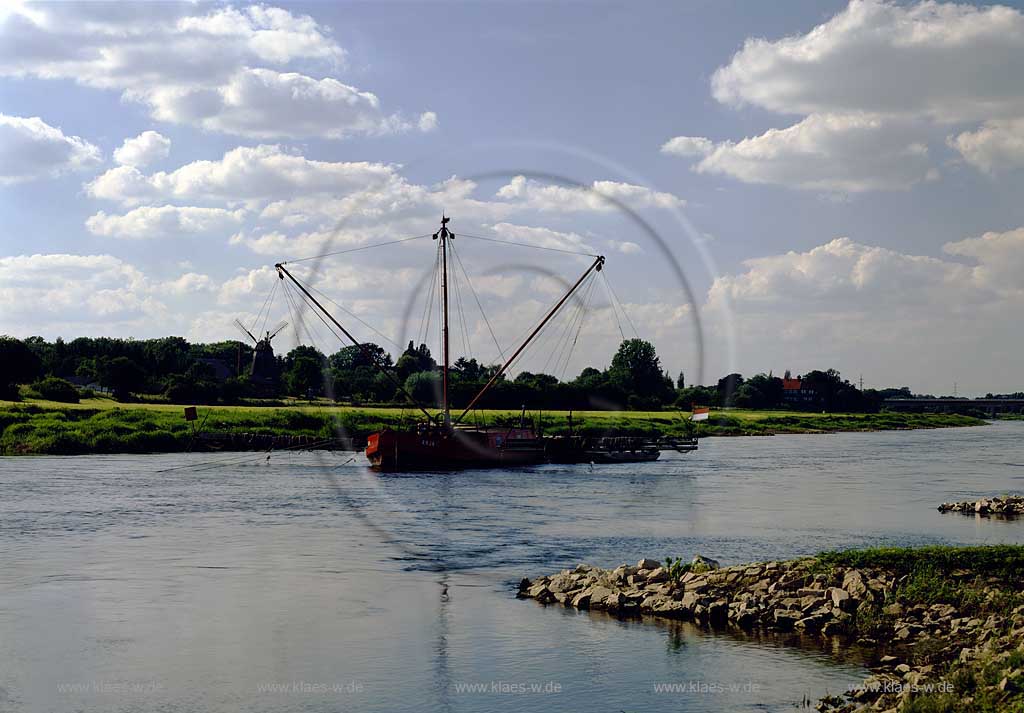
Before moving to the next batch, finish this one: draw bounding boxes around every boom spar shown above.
[453,253,605,425]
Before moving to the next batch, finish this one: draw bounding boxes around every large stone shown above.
[652,599,692,618]
[529,584,555,603]
[603,592,628,611]
[691,554,721,570]
[842,570,870,600]
[707,599,728,623]
[547,574,576,593]
[637,558,661,570]
[646,568,669,583]
[572,591,592,609]
[828,587,855,612]
[795,613,828,631]
[681,591,702,610]
[586,586,615,609]
[773,609,802,630]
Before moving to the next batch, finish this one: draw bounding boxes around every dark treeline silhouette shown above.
[1,334,911,412]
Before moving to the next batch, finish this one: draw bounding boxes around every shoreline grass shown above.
[0,398,986,456]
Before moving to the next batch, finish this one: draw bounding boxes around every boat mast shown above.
[435,216,453,427]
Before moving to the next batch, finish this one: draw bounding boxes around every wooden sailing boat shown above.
[275,216,606,470]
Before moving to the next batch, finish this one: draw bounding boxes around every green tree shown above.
[716,373,744,407]
[284,354,323,395]
[607,338,673,405]
[100,356,146,401]
[0,337,42,399]
[404,370,441,406]
[396,341,436,379]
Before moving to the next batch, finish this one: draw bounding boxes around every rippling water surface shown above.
[3,422,1024,712]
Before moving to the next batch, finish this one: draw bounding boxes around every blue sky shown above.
[2,0,1024,395]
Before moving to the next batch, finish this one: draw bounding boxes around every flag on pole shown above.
[691,406,710,421]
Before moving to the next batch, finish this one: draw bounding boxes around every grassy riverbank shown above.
[0,397,985,455]
[520,545,1024,713]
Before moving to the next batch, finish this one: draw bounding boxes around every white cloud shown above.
[664,0,1024,188]
[701,233,1024,391]
[711,0,1024,123]
[617,241,643,254]
[708,237,988,312]
[0,4,434,140]
[86,144,399,205]
[689,113,937,192]
[113,131,170,168]
[161,272,213,295]
[418,111,439,132]
[943,227,1024,295]
[147,68,431,140]
[948,119,1024,175]
[489,222,594,254]
[0,114,100,184]
[661,136,713,157]
[495,176,684,212]
[0,254,165,332]
[86,205,246,239]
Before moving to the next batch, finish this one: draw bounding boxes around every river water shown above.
[3,422,1024,712]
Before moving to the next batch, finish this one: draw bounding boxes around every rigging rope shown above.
[418,239,441,348]
[601,269,640,339]
[302,279,401,350]
[250,278,279,337]
[449,241,506,361]
[558,273,598,379]
[279,234,432,264]
[458,232,599,258]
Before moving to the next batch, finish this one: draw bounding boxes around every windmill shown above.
[234,318,287,393]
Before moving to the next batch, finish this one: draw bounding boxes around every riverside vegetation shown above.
[0,399,983,455]
[519,545,1024,713]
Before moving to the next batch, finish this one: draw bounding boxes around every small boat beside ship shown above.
[275,217,698,471]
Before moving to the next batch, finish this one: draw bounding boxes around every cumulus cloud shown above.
[86,205,246,239]
[147,68,431,140]
[711,0,1024,123]
[0,253,164,332]
[692,114,938,192]
[708,237,987,312]
[0,4,434,139]
[943,227,1024,294]
[161,272,214,295]
[0,114,100,184]
[948,119,1024,175]
[113,131,170,168]
[665,0,1024,189]
[661,136,713,157]
[496,176,684,212]
[489,222,594,254]
[86,144,399,205]
[702,233,1024,391]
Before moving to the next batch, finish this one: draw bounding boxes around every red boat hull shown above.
[365,426,545,471]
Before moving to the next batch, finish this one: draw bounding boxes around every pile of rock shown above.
[518,555,1024,712]
[938,495,1024,516]
[518,555,884,635]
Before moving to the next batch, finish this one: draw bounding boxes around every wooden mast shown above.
[434,216,453,427]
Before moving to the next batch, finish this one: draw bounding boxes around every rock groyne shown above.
[518,548,1024,712]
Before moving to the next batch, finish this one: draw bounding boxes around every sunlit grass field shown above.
[0,395,985,455]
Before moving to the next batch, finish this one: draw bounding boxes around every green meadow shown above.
[0,396,985,455]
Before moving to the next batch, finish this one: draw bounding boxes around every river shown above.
[3,422,1024,712]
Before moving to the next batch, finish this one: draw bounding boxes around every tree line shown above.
[1,334,911,413]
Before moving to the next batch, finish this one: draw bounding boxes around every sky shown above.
[2,0,1024,396]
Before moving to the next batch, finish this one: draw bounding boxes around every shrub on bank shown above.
[30,377,80,403]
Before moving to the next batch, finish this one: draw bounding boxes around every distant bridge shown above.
[884,398,1024,416]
